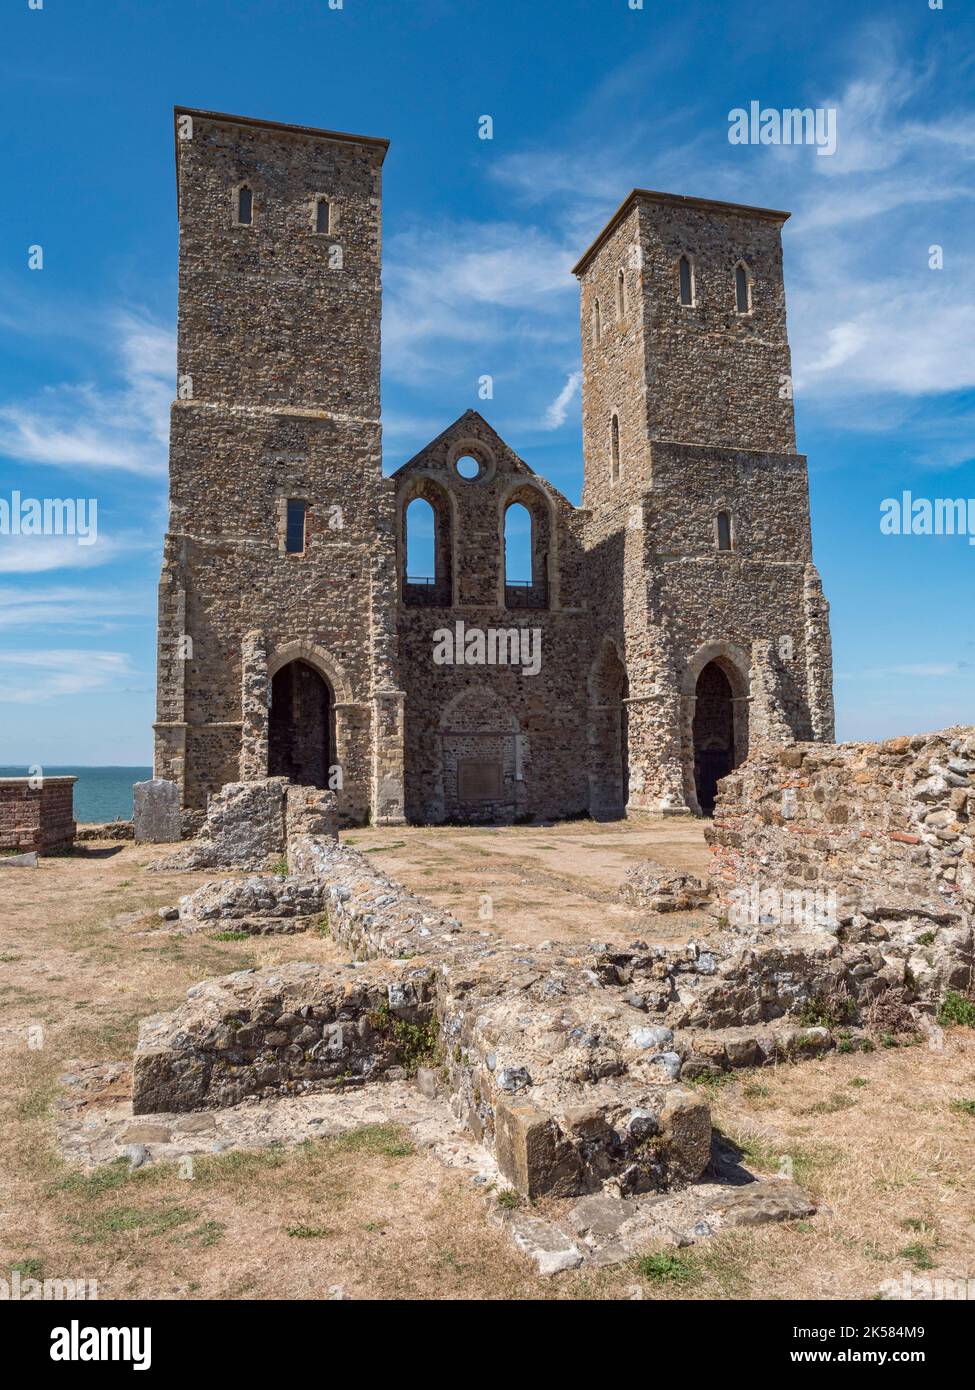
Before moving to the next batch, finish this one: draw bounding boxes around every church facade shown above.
[153,106,834,824]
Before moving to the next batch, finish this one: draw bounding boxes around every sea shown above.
[0,766,152,824]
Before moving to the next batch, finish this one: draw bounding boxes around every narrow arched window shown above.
[616,268,626,319]
[610,413,620,484]
[405,497,436,583]
[678,254,693,306]
[735,263,751,313]
[504,502,533,585]
[237,185,253,226]
[315,197,331,235]
[593,297,602,344]
[716,510,732,551]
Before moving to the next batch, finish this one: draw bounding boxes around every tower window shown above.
[315,197,331,235]
[735,262,751,313]
[678,254,694,307]
[616,268,626,319]
[237,185,253,226]
[610,413,620,484]
[716,510,733,551]
[285,500,307,554]
[593,297,602,344]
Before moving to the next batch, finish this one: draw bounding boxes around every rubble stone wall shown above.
[707,726,974,928]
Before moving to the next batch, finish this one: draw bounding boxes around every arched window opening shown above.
[678,254,693,307]
[237,185,253,226]
[315,197,331,235]
[504,502,533,586]
[735,262,751,313]
[402,484,452,607]
[616,268,626,319]
[503,489,550,610]
[593,297,602,344]
[610,413,620,484]
[405,497,436,582]
[716,510,732,551]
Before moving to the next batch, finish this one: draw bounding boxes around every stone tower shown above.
[573,190,834,815]
[153,108,405,822]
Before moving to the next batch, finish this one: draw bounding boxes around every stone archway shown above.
[679,641,750,816]
[268,659,334,788]
[692,661,735,813]
[587,638,629,819]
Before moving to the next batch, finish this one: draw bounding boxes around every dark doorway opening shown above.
[693,660,735,814]
[268,660,334,788]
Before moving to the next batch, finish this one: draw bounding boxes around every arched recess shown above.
[587,636,629,819]
[268,639,353,705]
[499,480,554,609]
[679,640,750,815]
[437,685,523,824]
[268,659,334,788]
[398,477,454,607]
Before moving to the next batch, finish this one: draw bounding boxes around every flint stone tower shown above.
[154,112,833,823]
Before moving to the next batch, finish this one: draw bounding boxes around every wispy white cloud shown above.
[542,370,582,430]
[0,648,138,702]
[0,584,152,631]
[0,531,155,574]
[383,222,577,383]
[0,311,173,476]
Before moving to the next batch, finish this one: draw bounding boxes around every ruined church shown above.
[153,106,834,825]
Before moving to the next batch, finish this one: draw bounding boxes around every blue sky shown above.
[0,0,972,764]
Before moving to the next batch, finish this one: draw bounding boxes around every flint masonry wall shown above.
[573,192,834,817]
[153,109,401,823]
[394,411,595,823]
[707,726,975,929]
[154,111,834,825]
[0,776,76,853]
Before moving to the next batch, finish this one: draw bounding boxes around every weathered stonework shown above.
[0,776,76,853]
[137,730,974,1197]
[153,110,834,825]
[706,725,975,933]
[133,778,181,844]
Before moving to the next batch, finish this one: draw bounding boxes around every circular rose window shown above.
[454,454,481,481]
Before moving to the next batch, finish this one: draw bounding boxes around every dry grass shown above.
[1,832,974,1299]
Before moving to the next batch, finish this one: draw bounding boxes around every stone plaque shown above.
[133,778,181,844]
[457,760,502,801]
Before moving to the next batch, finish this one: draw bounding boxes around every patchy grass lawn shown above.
[1,834,973,1299]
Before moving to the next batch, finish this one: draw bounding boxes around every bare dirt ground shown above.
[1,826,973,1301]
[342,816,713,946]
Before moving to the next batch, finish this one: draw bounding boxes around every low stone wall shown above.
[133,960,437,1114]
[707,725,974,939]
[135,730,975,1199]
[0,776,76,853]
[177,874,328,935]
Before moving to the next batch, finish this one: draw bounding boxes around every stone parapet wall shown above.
[0,776,76,853]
